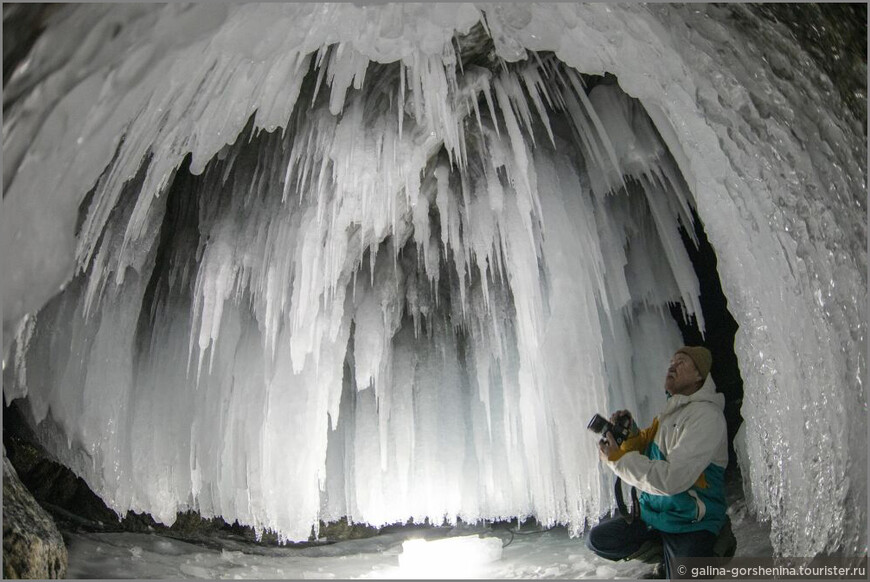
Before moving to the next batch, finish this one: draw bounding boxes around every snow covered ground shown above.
[65,501,772,579]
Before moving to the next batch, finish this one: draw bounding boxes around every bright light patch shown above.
[398,535,503,578]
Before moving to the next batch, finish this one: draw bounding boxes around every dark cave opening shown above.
[669,209,745,477]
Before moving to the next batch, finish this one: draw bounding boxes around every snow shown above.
[3,1,865,559]
[62,509,775,580]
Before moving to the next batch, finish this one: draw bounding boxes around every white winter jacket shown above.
[605,378,729,534]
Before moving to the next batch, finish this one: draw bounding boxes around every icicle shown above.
[519,64,556,147]
[311,45,331,108]
[481,83,500,138]
[398,63,406,140]
[564,69,627,194]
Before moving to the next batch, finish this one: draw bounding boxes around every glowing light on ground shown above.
[396,535,504,578]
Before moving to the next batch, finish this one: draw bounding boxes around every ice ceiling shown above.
[2,3,866,556]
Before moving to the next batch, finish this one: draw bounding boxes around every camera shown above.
[587,412,632,446]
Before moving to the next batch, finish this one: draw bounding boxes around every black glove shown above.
[610,410,639,438]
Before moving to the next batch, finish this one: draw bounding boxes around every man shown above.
[586,346,728,579]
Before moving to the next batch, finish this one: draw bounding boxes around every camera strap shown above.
[614,477,640,523]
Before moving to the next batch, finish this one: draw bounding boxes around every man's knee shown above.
[585,522,607,555]
[585,517,646,561]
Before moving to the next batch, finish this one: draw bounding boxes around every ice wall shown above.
[2,3,865,554]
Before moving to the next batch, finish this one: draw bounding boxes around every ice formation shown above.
[2,3,865,555]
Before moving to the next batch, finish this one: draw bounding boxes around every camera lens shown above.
[587,414,609,434]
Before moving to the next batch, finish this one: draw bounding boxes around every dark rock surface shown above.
[3,451,68,579]
[318,517,380,542]
[748,3,867,130]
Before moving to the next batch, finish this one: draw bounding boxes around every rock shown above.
[4,404,120,532]
[3,451,68,579]
[318,517,379,542]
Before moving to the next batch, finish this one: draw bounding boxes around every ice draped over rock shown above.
[2,3,865,554]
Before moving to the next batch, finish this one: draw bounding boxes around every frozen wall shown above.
[2,3,865,555]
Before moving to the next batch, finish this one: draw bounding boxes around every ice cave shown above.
[2,2,866,579]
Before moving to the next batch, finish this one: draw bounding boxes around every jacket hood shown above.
[662,377,725,417]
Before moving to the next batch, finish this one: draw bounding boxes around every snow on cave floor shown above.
[64,500,772,579]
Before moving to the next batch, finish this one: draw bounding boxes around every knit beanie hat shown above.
[676,346,713,380]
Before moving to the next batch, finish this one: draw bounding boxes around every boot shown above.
[624,539,664,564]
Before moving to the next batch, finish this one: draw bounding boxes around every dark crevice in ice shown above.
[668,208,745,475]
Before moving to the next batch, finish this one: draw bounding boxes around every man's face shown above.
[665,352,703,396]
